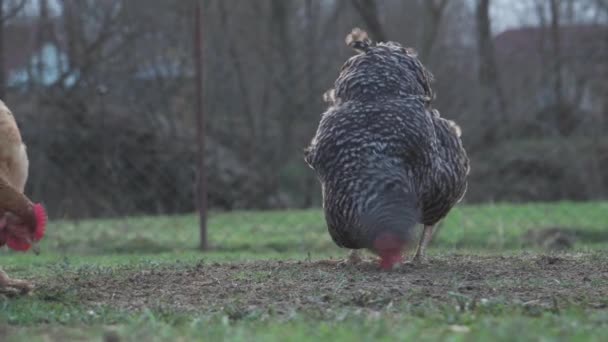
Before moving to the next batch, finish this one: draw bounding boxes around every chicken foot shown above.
[339,250,364,266]
[412,224,435,263]
[316,250,364,266]
[0,268,33,295]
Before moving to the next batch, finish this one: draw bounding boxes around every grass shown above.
[1,201,608,341]
[5,308,608,342]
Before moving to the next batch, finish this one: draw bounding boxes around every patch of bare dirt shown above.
[38,254,608,315]
[521,226,608,250]
[522,227,577,250]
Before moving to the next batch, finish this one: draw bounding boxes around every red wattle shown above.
[33,203,47,241]
[6,235,31,251]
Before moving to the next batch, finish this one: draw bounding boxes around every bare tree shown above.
[549,0,564,107]
[216,1,256,144]
[3,0,603,213]
[351,0,387,41]
[475,0,507,144]
[303,0,317,207]
[0,0,26,100]
[419,0,449,62]
[35,0,52,86]
[271,0,298,164]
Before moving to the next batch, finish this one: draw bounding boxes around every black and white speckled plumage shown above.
[304,29,469,253]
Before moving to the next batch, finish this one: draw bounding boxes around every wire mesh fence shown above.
[1,0,607,251]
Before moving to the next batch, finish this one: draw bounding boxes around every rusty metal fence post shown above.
[194,0,208,250]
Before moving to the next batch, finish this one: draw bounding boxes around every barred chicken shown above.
[304,29,469,269]
[0,100,46,294]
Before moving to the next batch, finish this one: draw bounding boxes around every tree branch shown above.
[0,0,26,23]
[350,0,387,41]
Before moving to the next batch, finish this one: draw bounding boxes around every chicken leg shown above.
[340,250,363,265]
[413,224,435,263]
[0,268,33,295]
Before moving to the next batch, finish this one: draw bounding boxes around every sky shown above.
[10,0,577,36]
[491,0,533,32]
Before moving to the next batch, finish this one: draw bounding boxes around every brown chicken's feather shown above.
[0,100,36,236]
[0,177,36,228]
[0,100,39,293]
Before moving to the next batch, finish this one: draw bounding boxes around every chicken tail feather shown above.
[345,28,372,53]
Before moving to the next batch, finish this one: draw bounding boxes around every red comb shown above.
[374,233,406,270]
[379,253,402,270]
[33,203,47,241]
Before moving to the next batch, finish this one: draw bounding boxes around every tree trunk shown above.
[271,0,297,164]
[303,0,317,208]
[549,0,563,107]
[475,0,507,145]
[0,0,23,99]
[351,0,387,41]
[36,0,50,85]
[419,0,449,63]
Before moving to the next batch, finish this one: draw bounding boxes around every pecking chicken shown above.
[0,100,46,294]
[304,29,469,270]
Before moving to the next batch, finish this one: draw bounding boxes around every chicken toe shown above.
[316,250,365,267]
[413,224,435,264]
[0,268,33,295]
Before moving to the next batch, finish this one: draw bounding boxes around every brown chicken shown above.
[0,100,46,295]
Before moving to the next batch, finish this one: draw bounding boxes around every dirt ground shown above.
[40,254,608,316]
